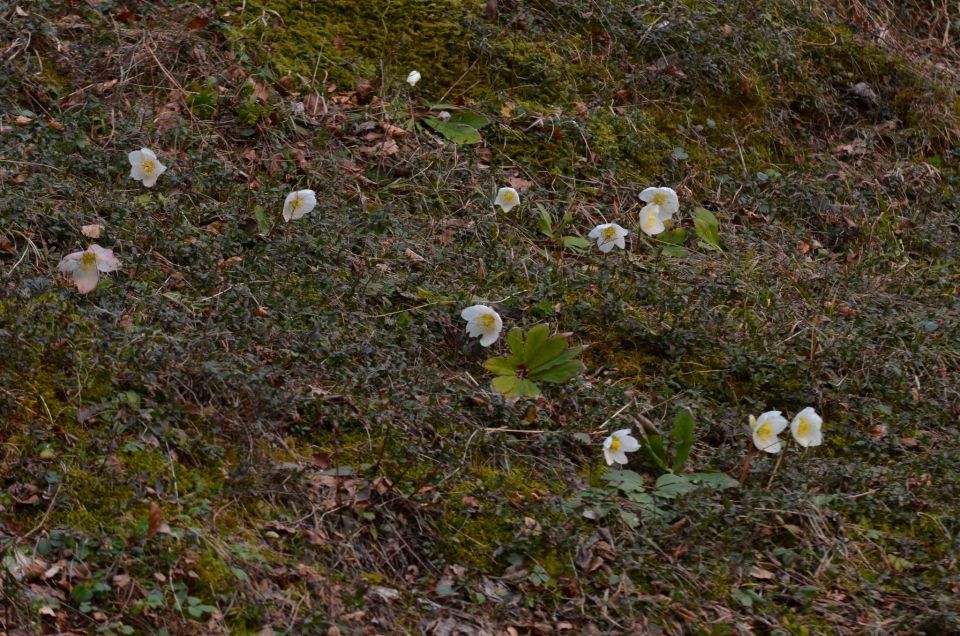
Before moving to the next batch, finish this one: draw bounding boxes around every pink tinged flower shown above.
[602,429,641,465]
[128,148,167,188]
[58,244,120,294]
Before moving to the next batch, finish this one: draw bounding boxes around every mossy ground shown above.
[2,0,959,633]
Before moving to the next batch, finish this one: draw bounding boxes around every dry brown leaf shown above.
[15,115,32,126]
[404,248,427,263]
[81,223,103,239]
[147,501,163,538]
[508,177,534,191]
[252,80,270,103]
[156,91,182,133]
[750,566,776,580]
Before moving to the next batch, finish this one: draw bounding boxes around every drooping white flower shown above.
[639,204,670,236]
[460,305,503,347]
[603,429,641,465]
[791,407,823,448]
[588,223,628,253]
[407,70,421,86]
[58,244,120,294]
[639,186,679,219]
[750,411,789,454]
[283,189,317,222]
[128,148,167,188]
[494,187,520,212]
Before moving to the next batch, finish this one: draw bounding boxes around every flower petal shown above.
[58,252,84,273]
[639,187,658,203]
[460,305,488,321]
[90,245,120,272]
[479,331,499,347]
[73,266,99,294]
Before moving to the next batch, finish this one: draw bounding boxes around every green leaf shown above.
[694,207,721,251]
[428,103,460,111]
[670,410,696,473]
[660,245,690,258]
[531,360,583,384]
[522,324,550,363]
[638,434,669,471]
[653,473,697,498]
[562,236,591,250]
[423,118,482,144]
[253,205,270,235]
[619,509,640,529]
[507,327,524,357]
[483,357,518,376]
[537,206,554,237]
[601,469,646,493]
[525,333,567,371]
[492,376,541,398]
[687,472,739,489]
[448,111,489,129]
[528,344,581,375]
[658,228,687,245]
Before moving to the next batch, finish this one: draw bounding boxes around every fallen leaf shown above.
[15,115,32,126]
[81,223,103,239]
[404,248,426,263]
[508,177,534,191]
[147,501,163,538]
[750,566,776,580]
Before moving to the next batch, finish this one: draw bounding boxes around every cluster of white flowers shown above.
[750,407,823,453]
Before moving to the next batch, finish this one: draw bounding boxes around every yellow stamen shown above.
[80,252,97,268]
[289,195,301,211]
[756,422,772,441]
[653,192,667,206]
[141,159,156,176]
[797,419,810,437]
[609,436,621,451]
[602,226,617,241]
[479,313,496,331]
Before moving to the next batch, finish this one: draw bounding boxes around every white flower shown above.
[750,411,789,454]
[437,110,452,122]
[128,148,167,188]
[639,204,671,236]
[283,189,317,222]
[494,187,520,212]
[639,186,679,219]
[407,70,421,86]
[587,223,628,252]
[460,305,503,347]
[58,244,120,294]
[603,429,641,465]
[791,407,823,448]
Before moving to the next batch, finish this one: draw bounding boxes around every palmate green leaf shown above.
[687,472,739,489]
[670,410,696,473]
[660,245,690,258]
[531,360,584,384]
[507,327,524,357]
[529,345,582,374]
[483,356,518,376]
[601,469,646,494]
[525,333,568,371]
[653,473,697,498]
[522,324,550,363]
[492,376,541,398]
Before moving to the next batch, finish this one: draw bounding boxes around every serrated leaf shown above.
[448,111,489,129]
[670,410,695,473]
[562,236,591,250]
[694,207,721,251]
[507,327,524,357]
[483,357,518,376]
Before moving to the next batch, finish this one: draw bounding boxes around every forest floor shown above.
[2,0,959,634]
